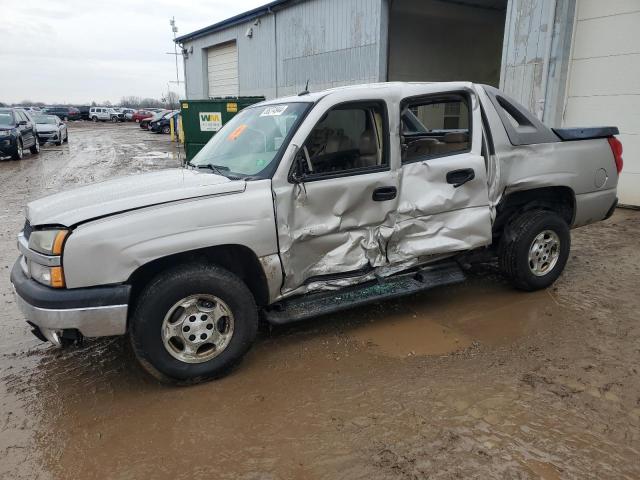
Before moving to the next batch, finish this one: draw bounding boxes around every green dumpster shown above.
[180,97,265,161]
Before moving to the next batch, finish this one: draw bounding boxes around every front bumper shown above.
[37,131,59,143]
[0,136,17,155]
[10,260,130,344]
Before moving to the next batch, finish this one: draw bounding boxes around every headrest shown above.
[443,132,469,143]
[359,131,377,155]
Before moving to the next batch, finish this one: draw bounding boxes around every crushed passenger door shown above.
[272,100,398,294]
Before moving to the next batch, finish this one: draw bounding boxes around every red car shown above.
[132,109,155,123]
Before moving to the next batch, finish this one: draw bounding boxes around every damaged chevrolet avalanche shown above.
[11,83,622,383]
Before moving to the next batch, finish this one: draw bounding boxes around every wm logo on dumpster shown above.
[199,112,222,132]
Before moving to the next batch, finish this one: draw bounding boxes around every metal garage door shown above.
[563,1,640,206]
[207,41,238,98]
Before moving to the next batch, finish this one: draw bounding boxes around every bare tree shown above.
[163,91,179,110]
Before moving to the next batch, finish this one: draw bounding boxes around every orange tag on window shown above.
[228,124,247,141]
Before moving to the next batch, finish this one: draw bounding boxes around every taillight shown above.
[608,136,623,174]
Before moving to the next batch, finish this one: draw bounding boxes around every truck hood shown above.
[26,168,245,227]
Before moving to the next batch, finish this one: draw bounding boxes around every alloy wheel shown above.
[161,294,235,364]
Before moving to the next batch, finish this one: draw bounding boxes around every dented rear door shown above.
[387,89,492,263]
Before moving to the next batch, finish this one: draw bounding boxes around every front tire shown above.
[499,210,570,291]
[162,125,170,134]
[92,116,98,122]
[130,264,258,384]
[29,137,40,154]
[11,139,23,160]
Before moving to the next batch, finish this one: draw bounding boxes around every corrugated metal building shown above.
[177,0,639,206]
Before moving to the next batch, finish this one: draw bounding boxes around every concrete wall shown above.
[387,0,506,86]
[181,0,384,100]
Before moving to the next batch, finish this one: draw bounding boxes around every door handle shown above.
[372,186,397,201]
[446,168,475,188]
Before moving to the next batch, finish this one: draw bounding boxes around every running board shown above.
[263,262,465,325]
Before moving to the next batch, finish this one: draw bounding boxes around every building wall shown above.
[275,0,383,96]
[181,0,384,100]
[182,13,278,99]
[563,0,640,206]
[388,0,506,86]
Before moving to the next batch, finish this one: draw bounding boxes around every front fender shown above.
[62,181,278,288]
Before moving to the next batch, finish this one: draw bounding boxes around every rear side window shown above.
[401,93,471,163]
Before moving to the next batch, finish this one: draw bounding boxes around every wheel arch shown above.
[494,186,576,240]
[127,244,271,314]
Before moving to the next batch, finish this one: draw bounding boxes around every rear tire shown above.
[130,264,258,384]
[162,125,170,134]
[499,209,570,291]
[92,116,98,122]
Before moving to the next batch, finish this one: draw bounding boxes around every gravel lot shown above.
[0,122,639,479]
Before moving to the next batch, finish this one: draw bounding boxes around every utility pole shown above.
[167,17,185,100]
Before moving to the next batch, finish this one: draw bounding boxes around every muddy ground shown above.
[0,122,639,479]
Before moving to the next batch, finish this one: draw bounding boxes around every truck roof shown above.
[253,81,477,106]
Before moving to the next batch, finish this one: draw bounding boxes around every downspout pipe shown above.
[538,0,557,121]
[268,6,278,97]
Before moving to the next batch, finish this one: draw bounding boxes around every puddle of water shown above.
[132,151,175,161]
[348,278,559,358]
[350,312,473,357]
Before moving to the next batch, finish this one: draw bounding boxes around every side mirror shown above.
[290,152,308,183]
[17,120,27,126]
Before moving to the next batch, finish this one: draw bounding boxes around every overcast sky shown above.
[0,0,266,105]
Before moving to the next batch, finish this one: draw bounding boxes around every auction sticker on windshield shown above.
[199,112,222,132]
[260,105,288,117]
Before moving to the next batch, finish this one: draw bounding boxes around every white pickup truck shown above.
[11,82,622,384]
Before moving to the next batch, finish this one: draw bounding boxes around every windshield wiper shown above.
[194,163,230,177]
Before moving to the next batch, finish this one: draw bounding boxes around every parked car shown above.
[10,82,622,384]
[33,114,68,145]
[150,110,178,134]
[77,106,91,121]
[0,108,40,159]
[121,108,135,121]
[132,109,155,123]
[14,106,42,114]
[140,110,168,130]
[89,107,124,123]
[43,106,81,122]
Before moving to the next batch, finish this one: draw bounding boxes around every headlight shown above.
[0,130,12,137]
[28,229,68,255]
[29,262,65,288]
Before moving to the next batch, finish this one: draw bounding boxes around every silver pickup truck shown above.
[11,82,622,383]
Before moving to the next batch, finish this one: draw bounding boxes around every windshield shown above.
[0,112,14,126]
[190,102,309,178]
[34,115,56,124]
